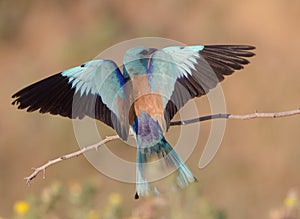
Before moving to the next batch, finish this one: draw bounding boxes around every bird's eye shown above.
[139,49,148,55]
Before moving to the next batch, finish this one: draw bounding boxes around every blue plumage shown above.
[12,44,255,199]
[132,111,196,198]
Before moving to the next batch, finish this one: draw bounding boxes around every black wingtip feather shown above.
[200,45,255,75]
[205,45,256,50]
[203,45,255,58]
[12,72,129,140]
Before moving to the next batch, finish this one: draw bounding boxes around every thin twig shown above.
[25,108,300,184]
[170,108,300,126]
[24,135,120,185]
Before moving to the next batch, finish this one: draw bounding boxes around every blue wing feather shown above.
[13,59,130,140]
[149,46,203,110]
[162,45,255,128]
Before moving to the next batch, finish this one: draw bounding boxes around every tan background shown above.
[1,0,300,218]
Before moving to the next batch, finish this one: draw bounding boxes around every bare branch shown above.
[25,108,300,184]
[170,108,300,126]
[24,135,120,185]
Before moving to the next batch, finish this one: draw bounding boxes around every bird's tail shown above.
[160,138,197,188]
[135,136,197,199]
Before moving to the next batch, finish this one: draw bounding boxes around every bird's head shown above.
[123,46,156,77]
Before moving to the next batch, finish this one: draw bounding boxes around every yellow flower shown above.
[13,201,30,215]
[284,189,298,208]
[108,192,122,206]
[86,210,100,219]
[284,196,297,208]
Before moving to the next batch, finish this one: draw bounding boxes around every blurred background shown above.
[1,0,300,218]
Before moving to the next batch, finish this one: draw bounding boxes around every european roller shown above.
[12,44,255,199]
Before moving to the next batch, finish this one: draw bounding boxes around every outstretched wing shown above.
[12,60,130,140]
[149,45,255,129]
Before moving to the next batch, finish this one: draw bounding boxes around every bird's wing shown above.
[12,59,130,140]
[149,45,255,129]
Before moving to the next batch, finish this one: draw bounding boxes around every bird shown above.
[12,44,255,199]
